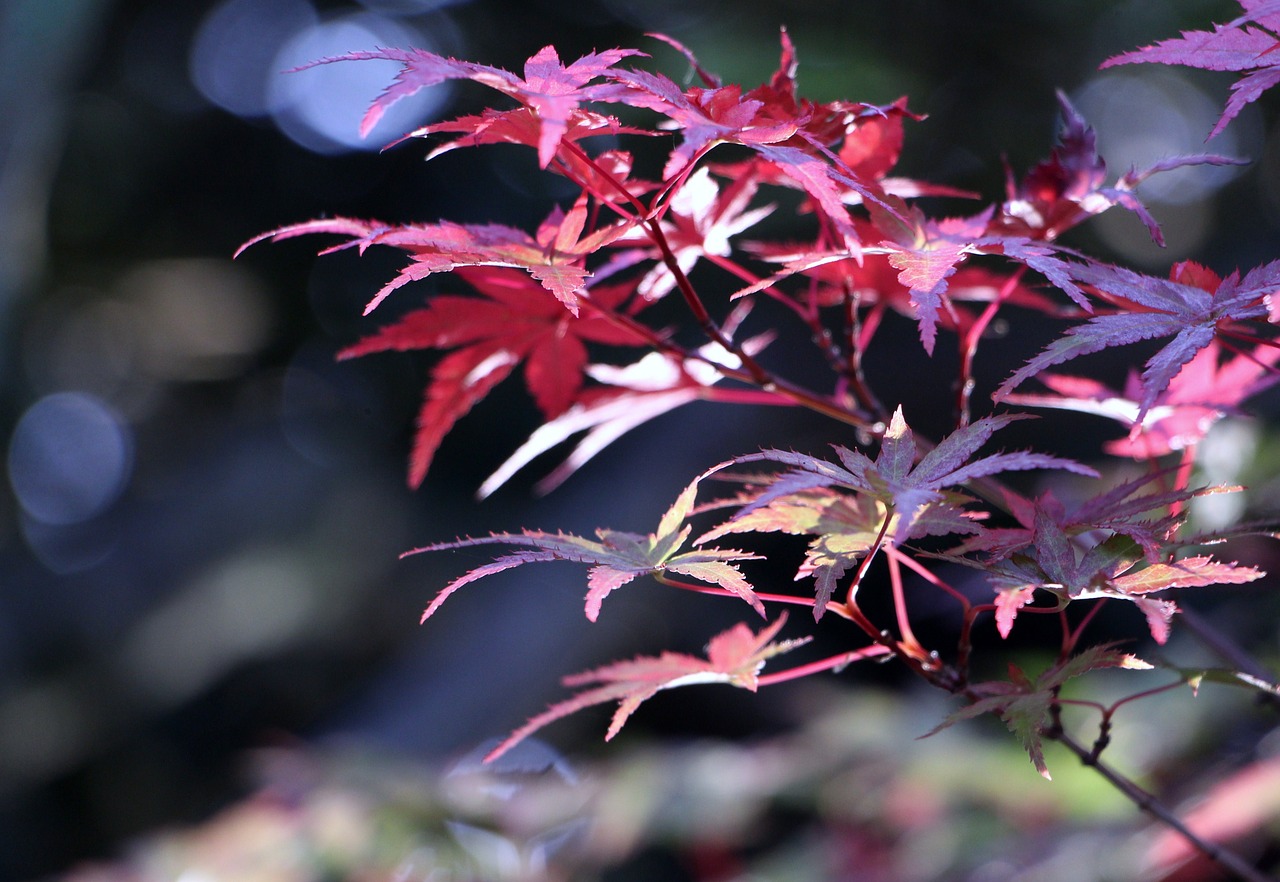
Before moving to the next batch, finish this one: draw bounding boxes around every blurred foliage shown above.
[58,679,1280,881]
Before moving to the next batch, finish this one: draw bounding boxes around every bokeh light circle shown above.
[268,12,449,154]
[8,392,133,525]
[1071,70,1248,205]
[189,0,318,118]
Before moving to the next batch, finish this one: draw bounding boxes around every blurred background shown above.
[1,0,1278,879]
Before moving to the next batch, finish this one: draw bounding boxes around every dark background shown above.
[0,0,1273,878]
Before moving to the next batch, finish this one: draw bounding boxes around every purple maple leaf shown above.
[1103,5,1280,138]
[995,259,1280,423]
[728,407,1094,550]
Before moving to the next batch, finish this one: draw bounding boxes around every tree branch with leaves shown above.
[240,9,1280,877]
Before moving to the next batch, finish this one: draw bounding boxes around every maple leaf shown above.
[405,106,655,165]
[866,197,993,353]
[238,193,636,315]
[1107,555,1264,595]
[731,91,1234,337]
[737,225,1060,351]
[725,31,930,221]
[928,646,1152,778]
[1090,555,1263,645]
[602,166,774,301]
[837,95,911,179]
[988,91,1243,247]
[476,322,773,498]
[337,267,648,488]
[301,45,644,167]
[995,258,1280,423]
[753,142,896,251]
[611,33,905,249]
[609,28,852,176]
[729,407,1094,551]
[484,615,808,763]
[1004,338,1280,459]
[611,68,802,177]
[652,29,920,168]
[409,473,765,623]
[1102,4,1280,139]
[990,91,1106,243]
[981,518,1155,640]
[954,469,1205,566]
[748,28,907,154]
[949,487,1264,643]
[698,486,978,619]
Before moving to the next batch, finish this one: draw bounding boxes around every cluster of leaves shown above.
[242,2,1280,861]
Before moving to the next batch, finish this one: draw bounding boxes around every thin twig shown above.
[1047,728,1272,882]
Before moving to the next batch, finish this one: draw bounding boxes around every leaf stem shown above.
[1063,599,1106,657]
[957,265,1025,426]
[957,603,996,683]
[886,548,927,660]
[756,644,893,686]
[653,574,858,623]
[890,546,970,607]
[843,515,892,614]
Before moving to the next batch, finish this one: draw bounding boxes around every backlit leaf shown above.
[484,615,808,762]
[409,474,764,622]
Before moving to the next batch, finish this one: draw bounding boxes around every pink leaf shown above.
[483,615,804,763]
[409,474,764,622]
[299,45,645,164]
[994,586,1037,639]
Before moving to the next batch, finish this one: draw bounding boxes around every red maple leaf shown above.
[610,70,804,178]
[405,105,655,165]
[484,614,807,763]
[866,197,993,353]
[730,89,1246,352]
[337,266,648,488]
[708,98,961,239]
[649,29,918,163]
[837,96,911,179]
[475,325,774,498]
[612,32,908,250]
[988,92,1242,247]
[737,224,1057,355]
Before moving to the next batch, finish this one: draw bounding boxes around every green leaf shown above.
[928,646,1149,779]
